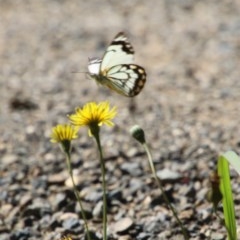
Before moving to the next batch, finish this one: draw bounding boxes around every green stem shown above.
[65,152,92,240]
[94,131,107,240]
[142,143,189,240]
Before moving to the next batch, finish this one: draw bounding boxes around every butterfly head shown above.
[88,58,102,76]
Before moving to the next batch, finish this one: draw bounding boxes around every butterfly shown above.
[88,32,146,97]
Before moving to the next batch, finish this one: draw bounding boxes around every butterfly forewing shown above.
[101,32,134,70]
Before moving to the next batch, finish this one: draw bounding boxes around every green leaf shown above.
[218,154,237,240]
[223,151,240,176]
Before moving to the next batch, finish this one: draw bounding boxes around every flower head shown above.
[50,124,78,153]
[61,236,72,240]
[130,125,146,144]
[68,101,117,136]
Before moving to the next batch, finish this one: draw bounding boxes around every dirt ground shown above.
[1,0,240,239]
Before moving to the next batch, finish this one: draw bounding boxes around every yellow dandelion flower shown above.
[50,124,78,153]
[50,124,78,143]
[61,236,72,240]
[68,101,117,136]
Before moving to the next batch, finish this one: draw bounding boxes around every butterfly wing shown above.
[103,64,146,97]
[100,32,134,71]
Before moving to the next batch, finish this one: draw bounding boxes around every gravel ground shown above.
[1,0,240,239]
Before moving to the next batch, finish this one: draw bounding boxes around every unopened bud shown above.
[130,125,146,144]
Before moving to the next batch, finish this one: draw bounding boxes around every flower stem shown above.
[142,143,189,240]
[65,152,92,240]
[94,131,107,240]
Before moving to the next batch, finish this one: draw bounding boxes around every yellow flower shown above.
[68,101,117,136]
[50,124,78,143]
[50,124,78,153]
[61,236,72,240]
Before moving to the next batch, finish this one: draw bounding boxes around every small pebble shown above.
[113,218,134,234]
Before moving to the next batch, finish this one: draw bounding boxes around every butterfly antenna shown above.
[70,70,88,74]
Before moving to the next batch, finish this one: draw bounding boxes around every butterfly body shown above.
[88,32,146,97]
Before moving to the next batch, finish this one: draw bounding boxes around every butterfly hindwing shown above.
[105,64,146,97]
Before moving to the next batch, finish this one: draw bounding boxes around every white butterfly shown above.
[88,32,146,97]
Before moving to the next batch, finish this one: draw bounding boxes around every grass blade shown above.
[223,151,240,176]
[218,154,237,240]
